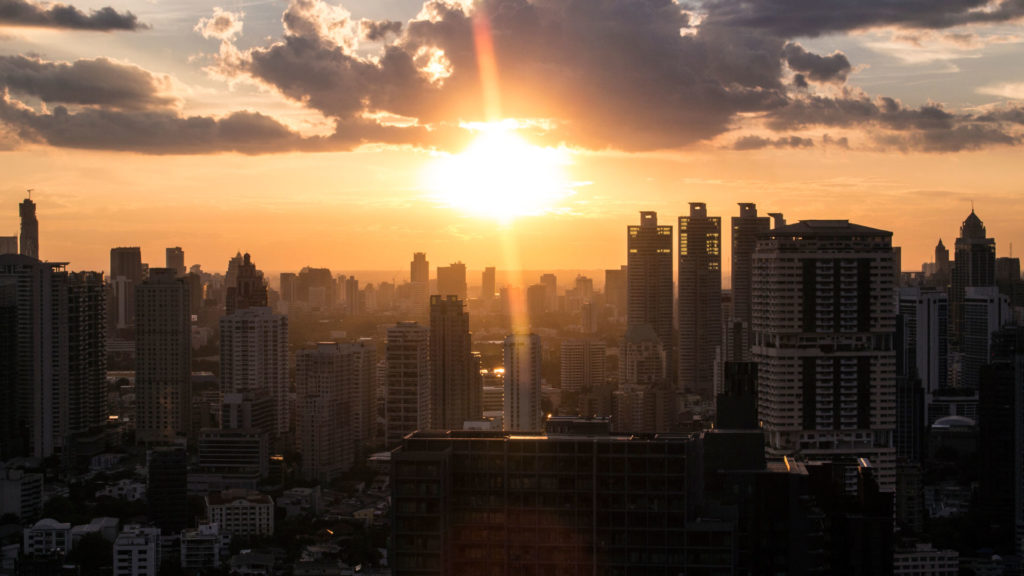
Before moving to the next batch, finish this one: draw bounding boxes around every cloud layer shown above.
[0,0,145,31]
[0,0,1022,154]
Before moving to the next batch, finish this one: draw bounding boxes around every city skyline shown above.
[1,0,1023,274]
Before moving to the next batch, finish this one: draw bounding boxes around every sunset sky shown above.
[1,0,1022,280]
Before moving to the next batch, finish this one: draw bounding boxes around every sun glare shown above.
[424,121,572,222]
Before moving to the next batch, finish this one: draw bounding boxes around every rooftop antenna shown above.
[26,188,33,199]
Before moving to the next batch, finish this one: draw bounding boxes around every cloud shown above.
[702,0,1024,38]
[978,81,1024,99]
[0,0,146,31]
[782,43,851,83]
[0,55,178,110]
[733,134,814,150]
[194,7,243,41]
[360,18,402,41]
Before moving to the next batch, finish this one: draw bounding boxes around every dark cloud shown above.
[733,134,814,150]
[360,18,402,41]
[0,55,176,110]
[782,43,850,83]
[0,0,146,31]
[702,0,1024,38]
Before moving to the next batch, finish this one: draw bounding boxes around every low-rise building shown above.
[894,542,959,576]
[22,518,71,556]
[0,466,43,521]
[96,479,146,501]
[180,523,229,570]
[113,525,161,576]
[205,490,274,537]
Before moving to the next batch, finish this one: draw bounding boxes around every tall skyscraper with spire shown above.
[627,212,673,382]
[951,209,996,346]
[678,203,722,398]
[19,196,37,260]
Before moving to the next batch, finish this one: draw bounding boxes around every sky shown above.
[0,0,1022,279]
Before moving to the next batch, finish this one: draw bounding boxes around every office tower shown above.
[503,333,542,431]
[436,261,467,298]
[410,253,430,318]
[481,266,496,300]
[279,272,297,304]
[898,287,949,404]
[391,425,701,575]
[951,209,996,343]
[196,428,268,488]
[996,256,1024,306]
[220,307,288,438]
[604,265,627,319]
[225,252,267,316]
[296,266,335,310]
[932,238,950,286]
[147,447,188,533]
[961,286,1011,389]
[753,220,898,491]
[678,202,722,398]
[295,342,361,482]
[976,327,1024,555]
[108,247,143,337]
[165,247,185,277]
[540,273,557,311]
[221,392,276,434]
[619,324,666,386]
[429,295,477,430]
[731,203,771,356]
[560,339,606,393]
[0,236,15,254]
[344,276,362,314]
[135,268,191,443]
[386,322,430,447]
[19,196,37,259]
[627,211,674,379]
[525,283,546,324]
[0,256,106,459]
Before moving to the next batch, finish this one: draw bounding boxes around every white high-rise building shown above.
[962,286,1012,389]
[753,220,898,492]
[220,307,288,437]
[503,333,542,432]
[386,322,430,447]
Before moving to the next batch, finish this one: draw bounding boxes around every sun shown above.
[423,121,572,222]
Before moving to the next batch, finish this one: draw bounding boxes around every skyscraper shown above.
[429,295,477,430]
[481,266,496,301]
[220,307,288,438]
[19,196,37,260]
[627,212,673,380]
[410,253,429,318]
[961,286,1011,389]
[386,322,430,447]
[898,287,948,411]
[731,203,771,354]
[753,220,898,491]
[678,203,722,398]
[604,265,627,319]
[503,333,541,432]
[437,261,468,299]
[108,247,143,338]
[0,256,106,459]
[165,247,185,277]
[951,209,995,343]
[295,342,369,482]
[135,268,191,444]
[225,252,267,316]
[560,339,606,393]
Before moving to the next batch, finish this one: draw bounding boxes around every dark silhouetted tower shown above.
[627,212,673,380]
[731,203,771,354]
[225,252,267,316]
[951,209,995,344]
[19,197,37,260]
[429,295,476,430]
[165,247,185,277]
[678,203,722,398]
[437,262,467,299]
[481,266,496,301]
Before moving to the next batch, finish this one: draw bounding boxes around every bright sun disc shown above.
[424,122,572,222]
